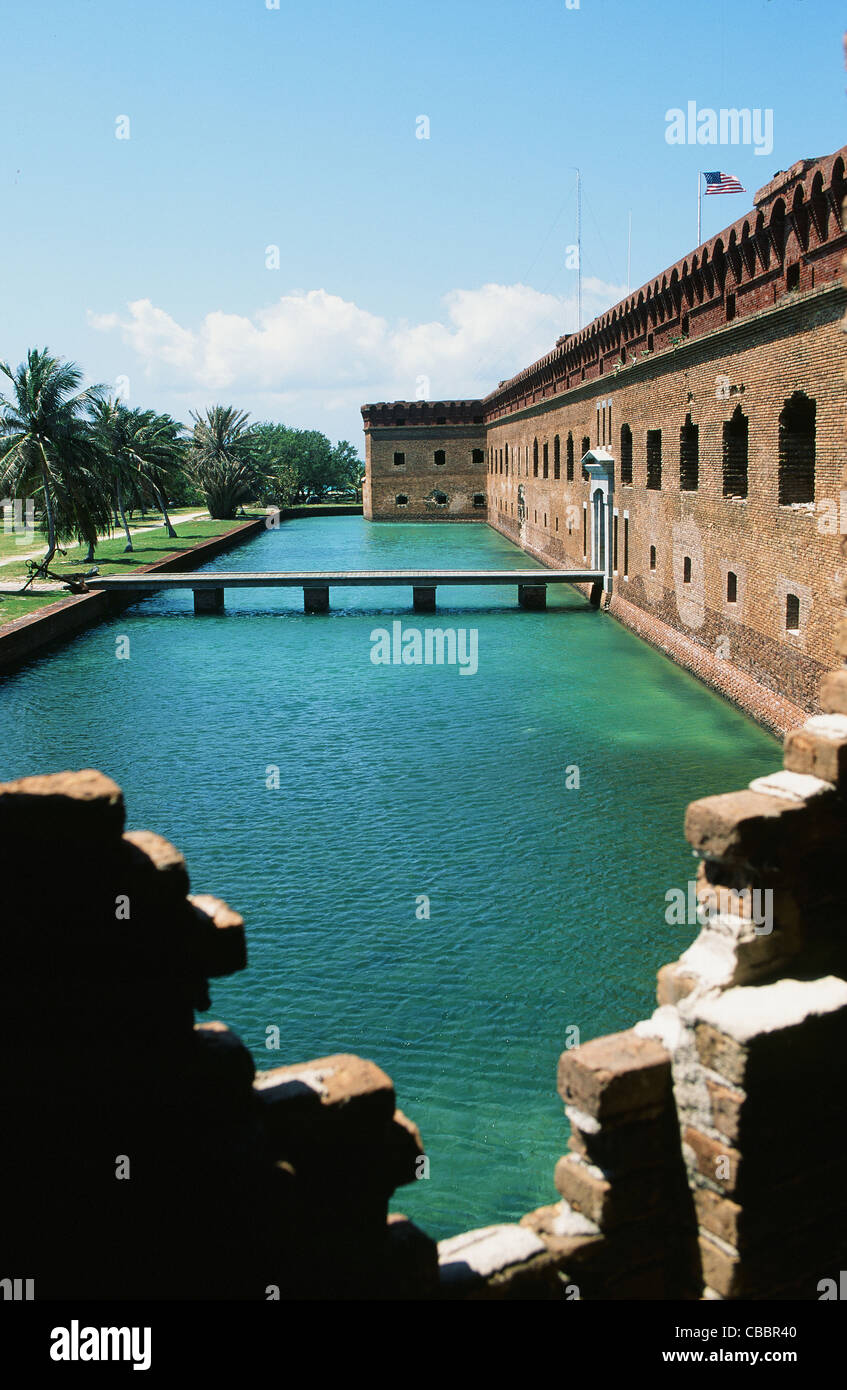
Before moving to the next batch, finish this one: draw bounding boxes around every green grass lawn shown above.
[0,593,73,624]
[0,517,254,583]
[0,507,209,561]
[0,514,262,627]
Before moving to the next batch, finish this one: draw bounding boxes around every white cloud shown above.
[87,278,628,438]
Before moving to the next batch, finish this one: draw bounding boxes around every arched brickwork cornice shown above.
[361,399,485,430]
[478,144,847,421]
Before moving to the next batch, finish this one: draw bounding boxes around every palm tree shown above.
[0,349,111,580]
[188,405,266,518]
[90,400,183,550]
[89,398,137,550]
[133,410,185,538]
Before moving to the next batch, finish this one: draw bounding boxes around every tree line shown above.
[0,348,364,577]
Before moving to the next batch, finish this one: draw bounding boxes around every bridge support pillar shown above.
[518,583,547,610]
[194,588,224,614]
[589,581,603,608]
[413,585,437,613]
[304,585,330,614]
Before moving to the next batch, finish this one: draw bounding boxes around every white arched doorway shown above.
[582,447,615,592]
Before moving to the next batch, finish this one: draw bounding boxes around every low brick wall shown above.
[0,518,266,674]
[281,504,363,518]
[606,592,809,739]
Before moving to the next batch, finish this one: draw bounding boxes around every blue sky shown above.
[2,0,844,449]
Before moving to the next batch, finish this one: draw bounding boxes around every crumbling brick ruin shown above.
[0,770,440,1300]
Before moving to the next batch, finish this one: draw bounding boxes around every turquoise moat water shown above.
[0,517,778,1238]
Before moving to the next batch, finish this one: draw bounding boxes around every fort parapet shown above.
[362,147,847,725]
[362,399,487,522]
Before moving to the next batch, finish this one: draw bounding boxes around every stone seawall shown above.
[281,504,363,518]
[0,518,267,675]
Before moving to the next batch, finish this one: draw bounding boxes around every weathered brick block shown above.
[684,787,838,866]
[693,1186,823,1257]
[684,1127,742,1195]
[567,1108,680,1175]
[124,829,190,900]
[0,769,125,842]
[189,893,246,977]
[784,714,847,784]
[705,1078,745,1145]
[438,1224,559,1299]
[554,1153,670,1227]
[698,1233,745,1299]
[519,1202,603,1265]
[692,976,847,1088]
[554,1155,613,1225]
[254,1054,397,1165]
[557,1029,671,1122]
[694,1187,744,1249]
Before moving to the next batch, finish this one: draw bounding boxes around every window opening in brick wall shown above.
[722,406,749,499]
[679,415,699,491]
[646,429,662,490]
[620,424,633,485]
[779,393,816,505]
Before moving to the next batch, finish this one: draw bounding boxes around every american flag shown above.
[704,170,746,195]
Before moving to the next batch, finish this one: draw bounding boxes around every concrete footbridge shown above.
[85,568,605,613]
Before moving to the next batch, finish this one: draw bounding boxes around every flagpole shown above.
[576,168,582,330]
[697,170,701,247]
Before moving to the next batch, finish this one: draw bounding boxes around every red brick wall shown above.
[486,286,844,712]
[363,401,487,521]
